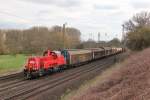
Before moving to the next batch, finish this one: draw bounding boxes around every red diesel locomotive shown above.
[24,50,66,79]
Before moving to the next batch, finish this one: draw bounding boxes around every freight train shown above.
[24,47,124,79]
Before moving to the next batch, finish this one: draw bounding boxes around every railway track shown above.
[0,72,24,88]
[0,54,120,100]
[22,60,114,100]
[0,72,23,81]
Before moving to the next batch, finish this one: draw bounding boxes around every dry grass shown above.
[62,63,123,100]
[62,48,150,100]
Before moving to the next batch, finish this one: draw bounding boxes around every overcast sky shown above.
[0,0,150,41]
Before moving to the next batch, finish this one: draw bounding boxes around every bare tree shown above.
[124,12,150,32]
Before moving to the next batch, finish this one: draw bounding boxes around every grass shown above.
[0,54,27,75]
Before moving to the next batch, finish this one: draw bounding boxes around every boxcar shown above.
[112,47,118,54]
[61,49,93,66]
[102,47,112,56]
[85,48,105,60]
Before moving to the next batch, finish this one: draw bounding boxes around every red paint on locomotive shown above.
[24,50,66,73]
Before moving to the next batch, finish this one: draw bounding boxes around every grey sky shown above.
[24,0,80,7]
[0,0,150,41]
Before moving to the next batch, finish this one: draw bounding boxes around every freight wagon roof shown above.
[67,50,92,55]
[64,49,81,51]
[102,47,112,50]
[84,48,104,51]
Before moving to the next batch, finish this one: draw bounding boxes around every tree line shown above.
[123,11,150,51]
[0,26,81,54]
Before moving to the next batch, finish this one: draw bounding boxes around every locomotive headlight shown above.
[28,60,37,70]
[29,61,36,64]
[28,60,36,68]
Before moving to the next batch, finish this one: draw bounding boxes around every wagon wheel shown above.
[26,72,32,79]
[39,68,45,76]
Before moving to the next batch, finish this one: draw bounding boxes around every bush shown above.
[126,27,150,50]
